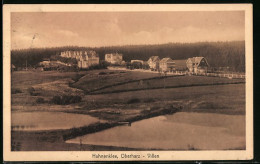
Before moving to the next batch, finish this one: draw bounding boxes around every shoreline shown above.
[11,106,180,151]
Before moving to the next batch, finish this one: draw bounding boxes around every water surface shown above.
[66,112,245,150]
[12,111,102,131]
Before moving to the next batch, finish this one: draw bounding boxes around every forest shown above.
[11,41,245,72]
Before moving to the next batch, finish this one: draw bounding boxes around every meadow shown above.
[90,75,245,94]
[71,69,162,93]
[11,69,245,150]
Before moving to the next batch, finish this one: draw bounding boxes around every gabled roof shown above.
[148,56,160,62]
[160,57,174,63]
[188,57,203,64]
[187,57,209,66]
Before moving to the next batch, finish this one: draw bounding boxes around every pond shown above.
[11,111,103,131]
[66,112,245,150]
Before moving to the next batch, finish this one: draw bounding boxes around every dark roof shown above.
[174,60,187,69]
[187,57,209,66]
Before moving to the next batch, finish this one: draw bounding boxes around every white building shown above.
[105,53,123,64]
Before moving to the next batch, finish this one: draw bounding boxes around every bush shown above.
[52,95,62,104]
[27,87,35,95]
[51,95,82,105]
[99,72,107,75]
[84,60,110,70]
[59,65,79,72]
[72,74,85,82]
[11,88,22,94]
[127,98,141,104]
[143,98,155,103]
[36,97,45,103]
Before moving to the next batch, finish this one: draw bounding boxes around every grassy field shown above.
[71,69,164,92]
[11,70,245,115]
[11,70,246,151]
[81,83,245,116]
[11,70,86,109]
[91,75,244,94]
[11,70,85,92]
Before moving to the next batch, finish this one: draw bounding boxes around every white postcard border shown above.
[3,4,253,161]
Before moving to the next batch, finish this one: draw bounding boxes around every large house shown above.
[105,53,123,64]
[186,57,209,73]
[60,50,99,69]
[77,51,99,69]
[159,58,175,72]
[147,56,160,71]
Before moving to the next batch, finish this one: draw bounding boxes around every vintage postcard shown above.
[3,4,253,161]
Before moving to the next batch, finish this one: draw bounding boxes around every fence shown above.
[130,69,245,79]
[108,66,246,79]
[191,72,245,79]
[169,71,245,79]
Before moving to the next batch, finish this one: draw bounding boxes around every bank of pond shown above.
[11,110,245,150]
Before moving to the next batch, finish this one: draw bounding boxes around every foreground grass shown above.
[82,83,245,115]
[11,70,86,108]
[11,70,86,92]
[91,75,245,94]
[71,69,163,92]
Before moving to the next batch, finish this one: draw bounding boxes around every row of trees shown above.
[11,41,245,72]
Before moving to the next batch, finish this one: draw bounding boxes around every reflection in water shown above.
[66,112,245,150]
[12,111,102,131]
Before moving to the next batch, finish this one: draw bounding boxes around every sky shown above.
[11,11,245,50]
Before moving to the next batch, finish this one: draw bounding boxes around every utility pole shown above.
[26,60,28,71]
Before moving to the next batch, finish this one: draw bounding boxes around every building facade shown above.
[105,53,123,64]
[60,50,99,69]
[78,51,99,69]
[186,57,209,73]
[159,58,175,72]
[147,56,160,71]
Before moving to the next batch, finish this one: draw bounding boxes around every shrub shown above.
[127,98,141,104]
[11,88,22,94]
[72,74,85,82]
[72,95,82,103]
[27,87,35,95]
[51,95,82,105]
[99,72,107,75]
[143,98,155,103]
[52,95,62,104]
[36,97,45,103]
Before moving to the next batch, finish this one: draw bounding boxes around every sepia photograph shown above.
[3,4,253,161]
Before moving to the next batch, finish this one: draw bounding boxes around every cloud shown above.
[56,30,79,37]
[12,32,39,49]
